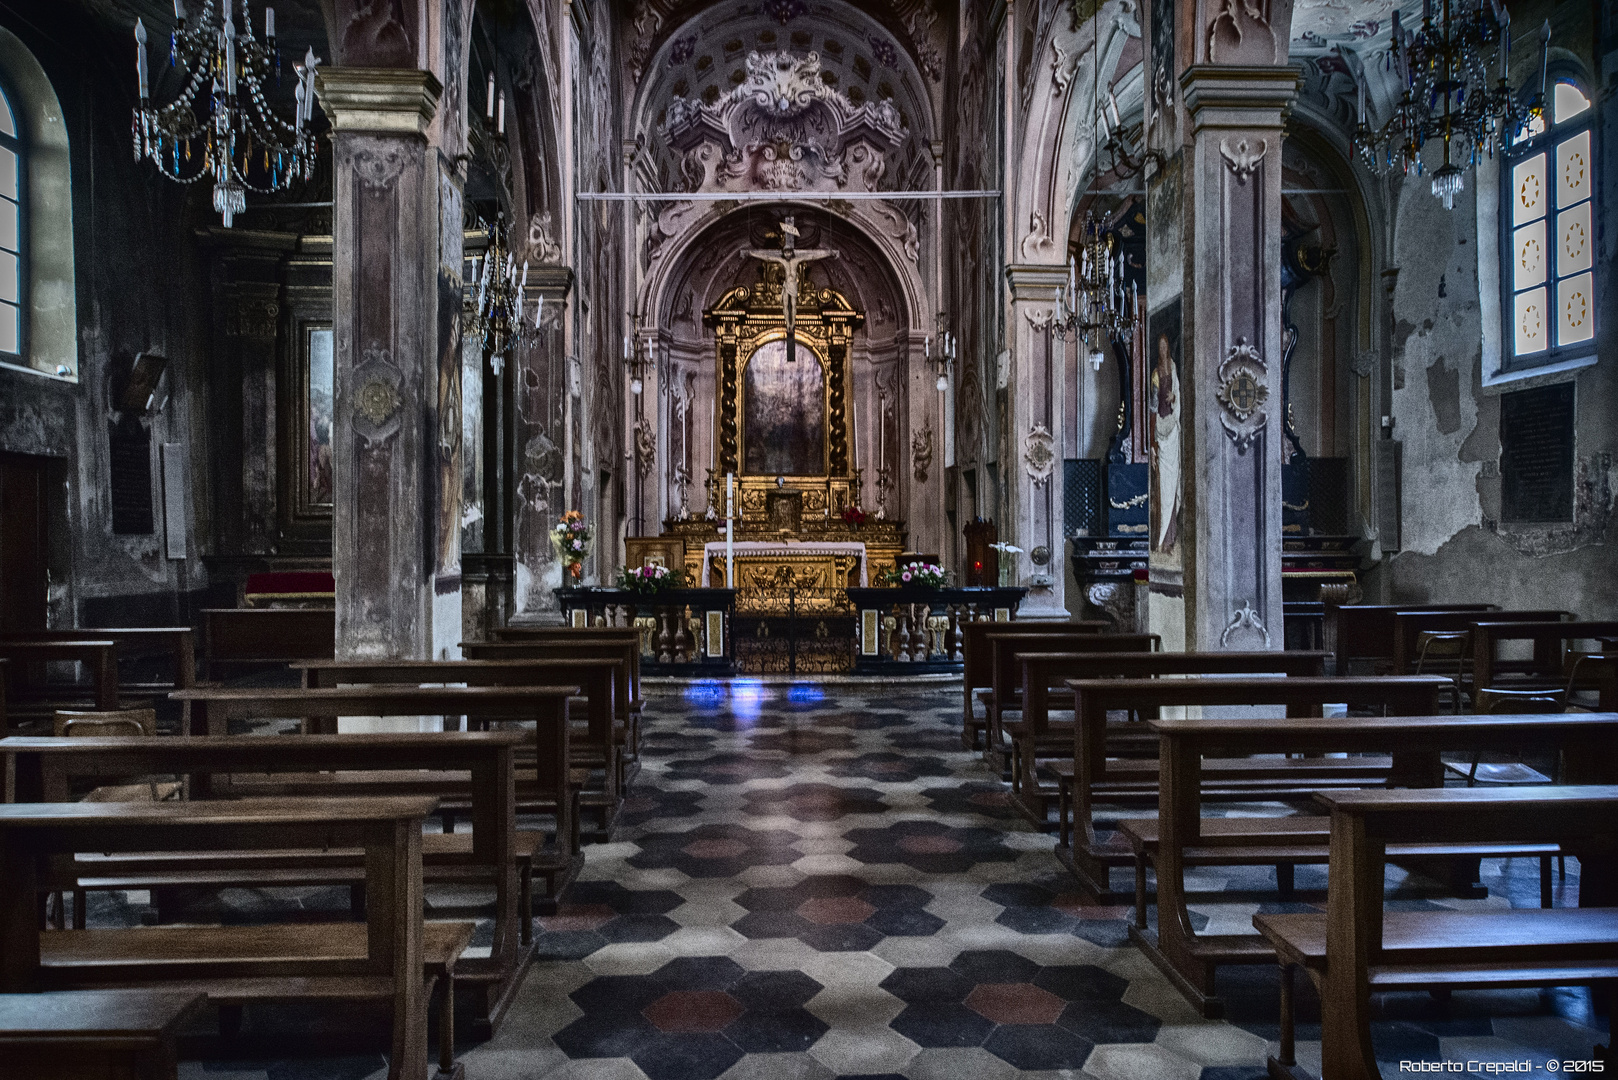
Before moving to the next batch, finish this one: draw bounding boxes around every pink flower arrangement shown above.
[882,561,948,588]
[617,562,688,593]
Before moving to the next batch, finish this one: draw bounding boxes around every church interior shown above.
[0,0,1614,1077]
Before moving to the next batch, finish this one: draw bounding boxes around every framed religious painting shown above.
[277,315,335,547]
[740,334,828,477]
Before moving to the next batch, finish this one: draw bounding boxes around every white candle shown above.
[486,73,495,118]
[223,18,237,95]
[535,293,544,329]
[294,79,305,133]
[497,92,505,134]
[135,19,149,98]
[265,7,274,38]
[1356,75,1366,123]
[174,0,186,19]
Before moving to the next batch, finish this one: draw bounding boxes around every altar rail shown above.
[555,588,737,675]
[845,587,1029,673]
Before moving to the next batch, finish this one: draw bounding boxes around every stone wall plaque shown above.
[108,416,154,535]
[1500,383,1574,523]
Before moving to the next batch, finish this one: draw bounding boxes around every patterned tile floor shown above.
[155,680,1608,1078]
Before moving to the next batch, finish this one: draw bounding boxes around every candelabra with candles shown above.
[1351,0,1546,210]
[132,0,321,227]
[465,212,543,374]
[1053,211,1137,369]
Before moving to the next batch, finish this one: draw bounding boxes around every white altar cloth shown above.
[702,540,868,587]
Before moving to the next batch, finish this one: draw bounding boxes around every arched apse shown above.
[1010,0,1142,271]
[643,204,921,529]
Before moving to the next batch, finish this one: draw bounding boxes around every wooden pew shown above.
[161,684,573,1033]
[0,628,196,697]
[293,656,618,848]
[0,989,207,1080]
[979,629,1151,767]
[1388,608,1569,676]
[1328,603,1496,674]
[1255,785,1618,1080]
[0,796,467,1080]
[959,620,1109,750]
[200,608,335,681]
[0,642,121,731]
[1139,711,1618,1018]
[1472,619,1618,706]
[488,627,642,698]
[1008,650,1333,825]
[461,638,642,802]
[1056,675,1448,904]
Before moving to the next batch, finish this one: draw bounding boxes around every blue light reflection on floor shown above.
[786,683,824,703]
[680,680,826,721]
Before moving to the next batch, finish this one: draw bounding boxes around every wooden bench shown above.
[0,796,468,1080]
[1139,712,1618,1018]
[0,988,207,1080]
[1472,620,1618,707]
[1388,608,1570,677]
[958,620,1109,751]
[292,656,618,849]
[200,608,335,681]
[1007,650,1333,825]
[158,685,573,1034]
[0,642,122,732]
[980,630,1156,771]
[1328,604,1497,675]
[0,628,195,698]
[1254,785,1618,1080]
[1054,675,1448,904]
[462,637,643,790]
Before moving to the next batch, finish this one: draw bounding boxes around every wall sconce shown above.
[624,333,647,395]
[928,332,955,391]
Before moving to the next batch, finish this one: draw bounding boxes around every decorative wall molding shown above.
[1023,422,1057,485]
[1020,211,1056,260]
[1050,40,1075,97]
[911,421,934,483]
[1219,136,1267,181]
[1219,598,1272,648]
[1216,337,1269,452]
[526,211,564,264]
[1022,306,1056,332]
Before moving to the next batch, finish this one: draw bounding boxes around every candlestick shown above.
[135,20,149,98]
[726,473,735,589]
[1537,21,1551,100]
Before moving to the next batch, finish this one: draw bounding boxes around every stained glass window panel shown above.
[1514,287,1548,355]
[0,147,15,201]
[1512,153,1546,223]
[1513,219,1546,290]
[1556,273,1594,346]
[1557,130,1591,208]
[0,199,16,253]
[0,301,16,354]
[1554,82,1591,124]
[1558,200,1592,276]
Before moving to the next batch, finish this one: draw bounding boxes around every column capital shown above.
[1179,65,1302,131]
[317,67,442,137]
[1005,263,1069,300]
[529,265,575,300]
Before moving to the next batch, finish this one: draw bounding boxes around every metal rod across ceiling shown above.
[574,190,1003,202]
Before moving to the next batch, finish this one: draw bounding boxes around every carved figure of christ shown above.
[742,220,838,362]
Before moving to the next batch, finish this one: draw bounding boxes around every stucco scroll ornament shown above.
[1220,599,1272,648]
[1024,423,1057,486]
[527,212,564,265]
[352,347,405,444]
[634,416,656,479]
[1207,0,1279,65]
[352,145,408,191]
[1219,137,1267,182]
[1215,337,1269,453]
[1050,41,1075,97]
[911,422,935,483]
[1023,306,1056,332]
[1020,212,1056,260]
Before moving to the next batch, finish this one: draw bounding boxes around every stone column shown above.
[1004,265,1069,618]
[318,68,457,659]
[1168,66,1298,650]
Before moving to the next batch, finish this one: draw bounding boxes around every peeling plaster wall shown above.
[1375,17,1618,617]
[0,9,212,627]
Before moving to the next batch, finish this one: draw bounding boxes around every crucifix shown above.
[741,216,838,362]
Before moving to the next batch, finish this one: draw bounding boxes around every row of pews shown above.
[0,619,648,1080]
[963,610,1618,1080]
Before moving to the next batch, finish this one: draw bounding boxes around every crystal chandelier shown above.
[465,213,543,375]
[133,0,321,227]
[1352,0,1546,210]
[1054,211,1137,369]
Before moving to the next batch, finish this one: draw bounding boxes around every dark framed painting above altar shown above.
[742,334,827,476]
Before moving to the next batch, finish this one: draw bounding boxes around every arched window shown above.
[0,78,21,358]
[1502,79,1597,372]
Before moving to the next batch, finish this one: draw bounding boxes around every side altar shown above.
[656,218,906,616]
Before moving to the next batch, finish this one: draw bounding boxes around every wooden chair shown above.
[1412,630,1470,712]
[52,709,182,804]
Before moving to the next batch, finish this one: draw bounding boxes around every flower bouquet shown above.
[841,505,867,528]
[551,511,591,581]
[883,560,949,589]
[617,563,687,594]
[988,542,1023,588]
